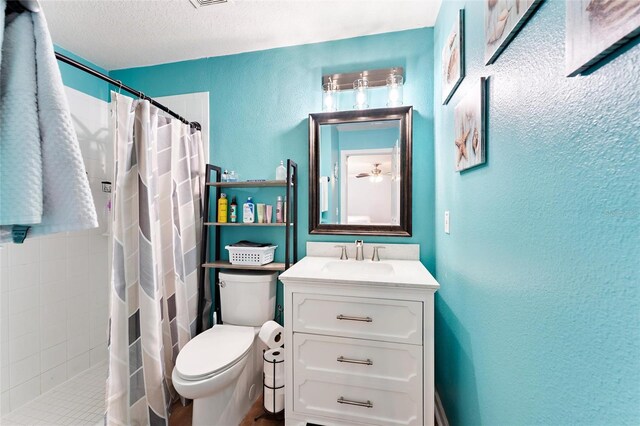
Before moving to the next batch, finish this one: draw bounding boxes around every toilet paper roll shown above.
[263,348,285,388]
[263,385,285,413]
[259,320,284,349]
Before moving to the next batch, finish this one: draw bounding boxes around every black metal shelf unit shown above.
[196,160,298,333]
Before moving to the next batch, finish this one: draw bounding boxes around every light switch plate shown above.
[444,211,450,234]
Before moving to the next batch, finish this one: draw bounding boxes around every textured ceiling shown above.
[40,0,441,70]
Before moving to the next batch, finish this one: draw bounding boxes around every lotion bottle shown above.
[243,197,255,223]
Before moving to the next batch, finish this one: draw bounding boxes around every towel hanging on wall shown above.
[0,1,98,242]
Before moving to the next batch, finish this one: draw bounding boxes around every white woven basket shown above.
[225,245,277,265]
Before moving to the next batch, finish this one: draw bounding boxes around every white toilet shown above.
[172,270,277,426]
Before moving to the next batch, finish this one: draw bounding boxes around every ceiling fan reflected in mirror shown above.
[355,163,391,183]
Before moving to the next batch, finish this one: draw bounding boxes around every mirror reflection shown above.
[318,120,401,225]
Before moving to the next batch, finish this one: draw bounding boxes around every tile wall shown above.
[0,87,111,414]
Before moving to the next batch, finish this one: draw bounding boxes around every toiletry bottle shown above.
[276,160,287,181]
[275,196,283,223]
[229,197,237,223]
[243,197,255,223]
[283,195,288,224]
[217,193,228,223]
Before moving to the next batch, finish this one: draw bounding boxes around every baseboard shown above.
[435,389,450,426]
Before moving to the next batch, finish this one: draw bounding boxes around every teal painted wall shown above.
[433,0,640,424]
[110,28,436,272]
[55,46,110,101]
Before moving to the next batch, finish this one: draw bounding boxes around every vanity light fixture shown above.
[353,78,369,110]
[322,79,338,112]
[386,73,404,107]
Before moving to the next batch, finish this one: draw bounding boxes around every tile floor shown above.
[1,362,106,425]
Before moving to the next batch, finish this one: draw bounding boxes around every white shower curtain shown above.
[106,93,205,425]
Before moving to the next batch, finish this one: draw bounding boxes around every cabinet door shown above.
[292,293,422,345]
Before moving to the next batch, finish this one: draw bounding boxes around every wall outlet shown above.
[444,211,450,234]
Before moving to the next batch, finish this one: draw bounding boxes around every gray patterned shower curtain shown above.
[106,93,205,425]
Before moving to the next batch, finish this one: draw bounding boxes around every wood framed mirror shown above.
[308,106,412,236]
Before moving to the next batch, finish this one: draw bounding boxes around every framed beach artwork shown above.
[566,0,640,76]
[454,78,486,172]
[442,9,465,104]
[485,0,544,64]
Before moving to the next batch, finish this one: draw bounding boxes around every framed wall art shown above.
[566,0,640,76]
[485,0,544,65]
[454,78,486,172]
[442,9,465,104]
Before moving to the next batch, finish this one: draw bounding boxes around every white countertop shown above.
[279,256,440,290]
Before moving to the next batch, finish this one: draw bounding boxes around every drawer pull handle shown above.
[336,314,372,322]
[337,397,373,408]
[337,356,373,366]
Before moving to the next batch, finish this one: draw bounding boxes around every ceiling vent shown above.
[189,0,228,8]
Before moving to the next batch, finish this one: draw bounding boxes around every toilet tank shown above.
[219,270,277,326]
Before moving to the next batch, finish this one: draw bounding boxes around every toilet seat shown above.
[174,325,254,381]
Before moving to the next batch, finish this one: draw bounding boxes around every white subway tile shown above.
[9,331,39,362]
[89,326,107,349]
[39,302,66,332]
[1,365,8,392]
[9,264,39,292]
[8,240,40,267]
[66,255,89,280]
[39,237,67,263]
[9,376,40,411]
[40,363,67,393]
[39,280,68,306]
[66,235,90,259]
[40,323,66,350]
[40,342,66,372]
[9,353,40,387]
[8,286,39,316]
[89,347,107,366]
[68,313,90,339]
[39,260,67,286]
[67,334,90,360]
[8,308,39,340]
[66,353,90,379]
[1,390,9,416]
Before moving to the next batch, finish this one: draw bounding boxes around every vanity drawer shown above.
[292,293,422,345]
[293,333,422,393]
[294,378,422,426]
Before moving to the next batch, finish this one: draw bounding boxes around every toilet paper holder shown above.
[255,347,285,421]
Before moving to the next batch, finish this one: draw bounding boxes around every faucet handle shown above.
[371,246,386,262]
[334,245,348,260]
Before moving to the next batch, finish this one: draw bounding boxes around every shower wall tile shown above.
[0,86,111,414]
[41,342,66,372]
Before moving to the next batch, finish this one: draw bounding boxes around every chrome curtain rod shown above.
[55,53,201,131]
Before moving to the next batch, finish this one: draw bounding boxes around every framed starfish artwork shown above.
[454,77,486,172]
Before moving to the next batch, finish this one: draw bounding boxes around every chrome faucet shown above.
[355,240,364,261]
[335,245,348,260]
[371,246,385,262]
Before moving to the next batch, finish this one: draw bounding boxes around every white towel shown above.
[0,12,43,225]
[0,6,98,242]
[319,176,329,213]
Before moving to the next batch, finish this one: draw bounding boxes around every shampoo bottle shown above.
[217,193,228,223]
[229,197,237,223]
[243,197,255,223]
[276,160,287,181]
[275,196,283,223]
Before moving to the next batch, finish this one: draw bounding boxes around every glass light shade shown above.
[386,74,404,107]
[353,78,369,109]
[322,81,338,112]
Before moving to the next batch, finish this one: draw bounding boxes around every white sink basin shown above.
[321,260,394,276]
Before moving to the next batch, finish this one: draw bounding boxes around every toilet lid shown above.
[175,325,254,380]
